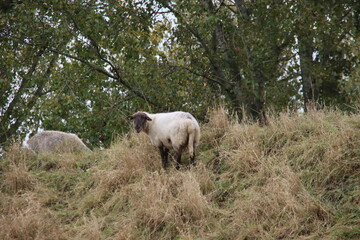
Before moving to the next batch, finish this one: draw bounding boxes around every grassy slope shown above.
[0,108,359,240]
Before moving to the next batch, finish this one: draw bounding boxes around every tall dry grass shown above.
[1,144,36,194]
[0,107,359,239]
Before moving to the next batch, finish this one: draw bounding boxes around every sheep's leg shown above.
[164,148,169,168]
[190,152,196,166]
[188,132,197,167]
[175,151,182,170]
[159,146,169,169]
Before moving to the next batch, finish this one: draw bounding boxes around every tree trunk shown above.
[251,71,266,125]
[298,34,318,111]
[0,55,57,146]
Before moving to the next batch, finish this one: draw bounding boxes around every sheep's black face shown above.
[127,112,152,133]
[134,116,147,133]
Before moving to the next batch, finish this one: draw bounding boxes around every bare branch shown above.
[172,64,224,86]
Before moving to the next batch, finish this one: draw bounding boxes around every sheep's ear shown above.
[125,115,133,120]
[146,116,152,121]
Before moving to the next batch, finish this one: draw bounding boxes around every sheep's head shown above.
[126,112,152,133]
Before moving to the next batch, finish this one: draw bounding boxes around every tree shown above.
[156,0,298,123]
[0,0,61,145]
[295,0,359,111]
[156,0,359,116]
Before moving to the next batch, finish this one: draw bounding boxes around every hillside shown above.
[1,108,359,240]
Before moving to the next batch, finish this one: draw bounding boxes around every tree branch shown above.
[171,64,224,86]
[158,0,230,87]
[157,0,213,57]
[0,51,56,145]
[64,10,125,83]
[1,45,47,125]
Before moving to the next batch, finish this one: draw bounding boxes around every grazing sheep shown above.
[127,111,200,169]
[27,130,91,154]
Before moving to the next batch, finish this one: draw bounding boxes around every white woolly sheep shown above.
[27,130,91,154]
[127,111,200,169]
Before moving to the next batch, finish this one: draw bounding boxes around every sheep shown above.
[27,130,91,154]
[127,111,200,169]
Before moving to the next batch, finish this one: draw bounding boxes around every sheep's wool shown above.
[27,130,91,154]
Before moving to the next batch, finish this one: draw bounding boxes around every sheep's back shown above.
[149,112,199,149]
[27,131,90,154]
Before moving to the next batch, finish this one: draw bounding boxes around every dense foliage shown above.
[1,0,359,147]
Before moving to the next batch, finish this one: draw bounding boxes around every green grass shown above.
[1,107,359,239]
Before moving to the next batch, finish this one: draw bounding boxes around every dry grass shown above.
[0,192,65,240]
[1,144,36,194]
[0,107,359,239]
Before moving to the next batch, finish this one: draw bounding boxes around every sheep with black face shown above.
[127,111,200,169]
